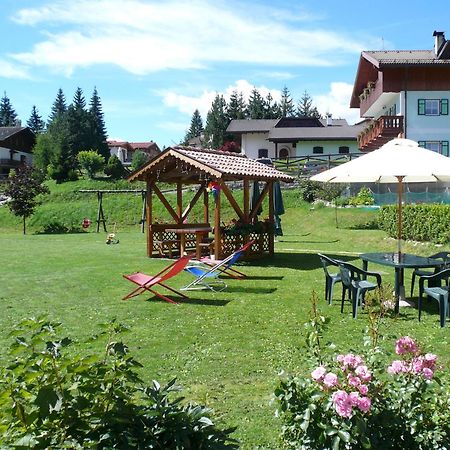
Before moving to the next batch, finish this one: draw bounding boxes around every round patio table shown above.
[359,252,443,313]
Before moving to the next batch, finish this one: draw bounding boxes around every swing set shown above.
[78,189,147,233]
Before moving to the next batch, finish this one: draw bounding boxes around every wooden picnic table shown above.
[165,226,212,259]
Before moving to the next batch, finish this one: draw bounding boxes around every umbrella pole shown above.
[397,176,404,258]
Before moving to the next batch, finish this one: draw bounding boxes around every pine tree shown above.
[88,87,109,160]
[183,109,204,144]
[246,88,266,119]
[227,90,246,120]
[0,92,18,126]
[73,87,86,111]
[204,95,229,149]
[264,92,281,119]
[297,90,322,118]
[27,106,45,134]
[48,88,67,125]
[280,86,295,118]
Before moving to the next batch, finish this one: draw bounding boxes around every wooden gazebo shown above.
[128,146,294,260]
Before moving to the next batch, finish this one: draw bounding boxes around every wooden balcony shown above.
[0,158,22,168]
[358,116,404,151]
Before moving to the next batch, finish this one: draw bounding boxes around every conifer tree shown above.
[279,86,295,117]
[183,109,204,144]
[264,92,281,119]
[297,90,322,118]
[204,94,229,149]
[48,88,67,125]
[246,88,266,119]
[227,90,246,120]
[27,105,45,134]
[0,92,18,126]
[88,87,109,159]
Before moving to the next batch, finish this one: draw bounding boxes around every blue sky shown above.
[1,0,449,148]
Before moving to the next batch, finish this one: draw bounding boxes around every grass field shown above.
[2,183,450,448]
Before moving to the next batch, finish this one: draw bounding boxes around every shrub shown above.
[39,221,84,234]
[275,294,450,449]
[378,203,450,244]
[77,150,106,179]
[131,150,148,171]
[0,317,238,449]
[349,187,375,206]
[104,154,126,179]
[298,179,322,203]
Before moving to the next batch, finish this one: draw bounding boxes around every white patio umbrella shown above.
[311,138,450,256]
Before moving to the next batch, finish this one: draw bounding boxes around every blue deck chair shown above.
[181,247,251,291]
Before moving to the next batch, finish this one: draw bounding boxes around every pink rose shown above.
[388,359,409,375]
[395,336,418,355]
[311,366,326,381]
[349,392,360,406]
[348,375,361,387]
[323,372,339,388]
[355,365,372,382]
[332,390,353,418]
[422,367,434,380]
[358,396,371,413]
[358,384,368,395]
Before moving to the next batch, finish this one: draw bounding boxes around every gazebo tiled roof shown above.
[128,146,294,183]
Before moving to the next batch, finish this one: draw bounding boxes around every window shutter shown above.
[418,99,425,115]
[440,99,448,115]
[418,140,426,148]
[442,141,449,156]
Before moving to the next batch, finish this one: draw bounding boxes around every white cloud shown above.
[314,82,361,124]
[0,59,31,79]
[10,0,368,75]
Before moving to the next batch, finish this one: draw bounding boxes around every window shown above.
[418,140,449,155]
[313,146,323,154]
[339,146,349,154]
[418,99,448,115]
[258,148,268,158]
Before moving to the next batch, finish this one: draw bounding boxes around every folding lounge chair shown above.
[122,256,191,304]
[181,247,252,291]
[196,240,255,279]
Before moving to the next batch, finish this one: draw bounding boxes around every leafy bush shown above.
[77,150,106,179]
[349,187,375,206]
[131,150,149,171]
[298,179,322,203]
[104,154,126,179]
[378,204,450,244]
[39,221,84,234]
[0,317,238,449]
[275,292,450,449]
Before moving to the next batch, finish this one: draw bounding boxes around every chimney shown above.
[433,30,445,56]
[326,113,332,126]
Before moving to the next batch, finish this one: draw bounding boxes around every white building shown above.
[227,117,367,160]
[351,30,450,154]
[0,127,35,179]
[107,140,160,166]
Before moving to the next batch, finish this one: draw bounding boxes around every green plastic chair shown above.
[338,262,382,319]
[410,251,450,297]
[418,268,450,327]
[318,253,342,305]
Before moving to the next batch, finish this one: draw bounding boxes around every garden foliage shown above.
[378,204,450,244]
[275,292,450,449]
[348,187,375,206]
[0,317,238,449]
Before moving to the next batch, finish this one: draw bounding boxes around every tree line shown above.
[1,88,114,182]
[183,86,322,149]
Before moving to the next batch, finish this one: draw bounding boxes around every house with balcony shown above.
[227,116,367,160]
[351,30,450,155]
[107,140,160,166]
[0,127,35,179]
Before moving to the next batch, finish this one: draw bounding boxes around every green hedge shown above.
[378,204,450,244]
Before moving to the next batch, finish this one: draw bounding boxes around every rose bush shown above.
[275,295,450,450]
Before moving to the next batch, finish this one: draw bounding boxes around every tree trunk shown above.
[23,216,26,235]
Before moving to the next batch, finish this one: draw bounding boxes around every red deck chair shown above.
[122,256,192,304]
[196,240,255,279]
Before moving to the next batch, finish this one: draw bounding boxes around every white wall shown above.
[294,140,359,158]
[0,146,33,164]
[406,91,450,143]
[241,132,275,159]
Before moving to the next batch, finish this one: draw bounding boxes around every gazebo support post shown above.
[203,183,209,223]
[243,179,249,221]
[177,182,183,224]
[268,180,274,256]
[140,190,146,233]
[214,188,221,260]
[146,181,153,256]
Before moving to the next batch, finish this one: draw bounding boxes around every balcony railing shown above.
[0,158,22,167]
[358,116,404,151]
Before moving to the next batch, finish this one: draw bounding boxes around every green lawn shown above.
[1,192,450,448]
